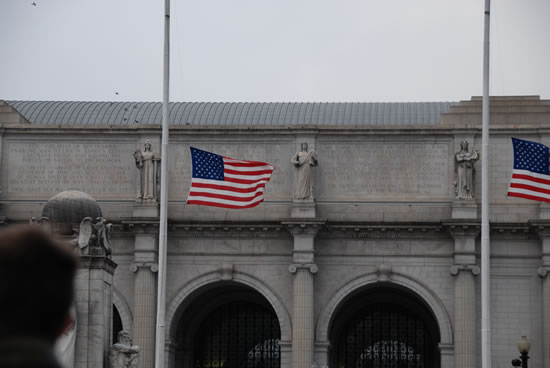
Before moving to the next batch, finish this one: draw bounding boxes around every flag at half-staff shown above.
[187,147,274,209]
[507,137,550,203]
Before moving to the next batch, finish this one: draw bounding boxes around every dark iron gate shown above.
[331,302,438,368]
[193,300,280,368]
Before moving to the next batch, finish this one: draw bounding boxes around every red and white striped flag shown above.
[507,137,550,203]
[187,147,274,209]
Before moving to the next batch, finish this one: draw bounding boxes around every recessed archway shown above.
[328,284,441,368]
[173,282,282,368]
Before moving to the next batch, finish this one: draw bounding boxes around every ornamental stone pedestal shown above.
[128,220,159,368]
[284,220,324,368]
[75,247,117,368]
[445,221,480,368]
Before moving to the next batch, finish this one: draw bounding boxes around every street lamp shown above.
[511,336,531,368]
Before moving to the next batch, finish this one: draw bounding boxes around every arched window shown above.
[175,284,281,368]
[330,286,440,368]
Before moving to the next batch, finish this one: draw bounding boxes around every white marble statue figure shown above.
[54,305,77,368]
[109,331,140,368]
[291,142,319,200]
[133,140,160,203]
[454,140,480,200]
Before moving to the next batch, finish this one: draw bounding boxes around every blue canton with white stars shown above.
[190,147,225,180]
[512,137,550,174]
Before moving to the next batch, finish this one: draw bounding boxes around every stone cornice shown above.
[442,220,481,239]
[168,223,288,239]
[5,123,550,135]
[80,255,117,274]
[324,223,445,240]
[529,220,550,240]
[104,220,544,240]
[119,218,159,235]
[281,219,327,237]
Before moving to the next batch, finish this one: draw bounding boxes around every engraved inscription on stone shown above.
[318,142,449,198]
[5,141,136,199]
[168,143,292,200]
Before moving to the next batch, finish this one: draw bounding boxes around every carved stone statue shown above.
[108,331,140,368]
[454,140,480,200]
[291,142,318,200]
[55,305,77,368]
[72,216,112,255]
[134,140,160,203]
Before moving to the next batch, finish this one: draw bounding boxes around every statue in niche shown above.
[133,140,160,203]
[72,216,112,255]
[108,331,140,368]
[454,140,480,200]
[291,142,318,200]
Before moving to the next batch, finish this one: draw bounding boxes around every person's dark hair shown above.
[0,225,78,342]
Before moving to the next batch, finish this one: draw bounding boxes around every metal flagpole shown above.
[155,0,170,366]
[481,0,491,367]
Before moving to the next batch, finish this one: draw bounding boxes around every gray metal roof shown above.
[6,101,456,126]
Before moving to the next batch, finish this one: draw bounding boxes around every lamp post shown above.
[511,336,531,368]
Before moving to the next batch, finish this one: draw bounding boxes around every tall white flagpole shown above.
[481,0,491,367]
[155,0,170,366]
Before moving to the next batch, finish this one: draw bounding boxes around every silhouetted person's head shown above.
[0,225,78,343]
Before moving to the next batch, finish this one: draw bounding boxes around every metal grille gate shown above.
[331,303,434,368]
[193,301,281,368]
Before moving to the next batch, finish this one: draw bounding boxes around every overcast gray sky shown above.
[1,0,549,102]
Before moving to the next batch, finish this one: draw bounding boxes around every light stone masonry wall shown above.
[2,97,550,368]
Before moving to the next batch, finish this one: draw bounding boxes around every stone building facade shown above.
[1,96,550,368]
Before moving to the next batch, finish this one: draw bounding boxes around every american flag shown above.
[187,147,274,209]
[507,137,550,203]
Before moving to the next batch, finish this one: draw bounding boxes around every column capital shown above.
[442,220,481,239]
[289,263,318,274]
[282,219,326,237]
[130,262,158,273]
[450,264,480,276]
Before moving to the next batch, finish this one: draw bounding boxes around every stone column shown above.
[532,222,550,368]
[279,340,292,368]
[74,249,117,368]
[446,222,480,368]
[284,220,323,368]
[130,222,159,368]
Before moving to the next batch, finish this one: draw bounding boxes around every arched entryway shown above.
[329,285,441,368]
[174,283,282,368]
